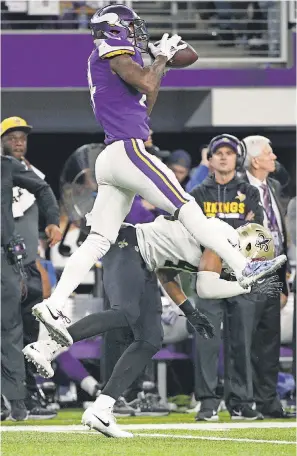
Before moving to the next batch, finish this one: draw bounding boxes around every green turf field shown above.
[1,410,296,456]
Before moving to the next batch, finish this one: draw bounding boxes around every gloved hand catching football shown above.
[148,33,198,68]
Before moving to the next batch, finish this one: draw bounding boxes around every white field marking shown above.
[1,426,295,445]
[1,422,296,433]
[132,433,296,445]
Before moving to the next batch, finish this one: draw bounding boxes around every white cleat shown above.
[32,301,73,347]
[81,407,133,438]
[22,340,63,378]
[237,254,287,289]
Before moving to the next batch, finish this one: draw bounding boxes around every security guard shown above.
[190,134,265,421]
[1,117,61,420]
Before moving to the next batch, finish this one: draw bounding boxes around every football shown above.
[150,40,198,69]
[167,40,198,68]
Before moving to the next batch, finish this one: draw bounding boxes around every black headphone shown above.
[207,134,247,170]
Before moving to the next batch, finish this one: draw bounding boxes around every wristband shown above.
[179,299,194,316]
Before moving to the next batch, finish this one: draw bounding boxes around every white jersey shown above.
[135,215,239,273]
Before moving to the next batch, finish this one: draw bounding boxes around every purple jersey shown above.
[87,38,150,145]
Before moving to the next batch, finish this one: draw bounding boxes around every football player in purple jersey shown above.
[32,2,286,397]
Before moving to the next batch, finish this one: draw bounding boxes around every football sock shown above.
[46,233,111,311]
[80,376,100,397]
[93,394,115,409]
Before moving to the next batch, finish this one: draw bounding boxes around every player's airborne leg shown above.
[31,4,286,347]
[27,232,166,438]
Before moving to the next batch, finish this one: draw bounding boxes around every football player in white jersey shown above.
[23,218,282,438]
[31,4,286,348]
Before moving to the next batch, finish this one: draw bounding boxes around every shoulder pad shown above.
[97,38,135,59]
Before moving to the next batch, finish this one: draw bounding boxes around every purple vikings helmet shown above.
[89,4,149,51]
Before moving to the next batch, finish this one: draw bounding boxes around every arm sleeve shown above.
[196,271,250,299]
[11,158,60,227]
[186,164,209,192]
[247,186,264,225]
[97,38,135,59]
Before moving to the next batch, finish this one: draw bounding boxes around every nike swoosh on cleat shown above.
[93,414,110,427]
[46,306,59,321]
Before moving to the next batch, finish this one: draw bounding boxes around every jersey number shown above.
[164,260,197,273]
[139,94,147,107]
[87,58,96,111]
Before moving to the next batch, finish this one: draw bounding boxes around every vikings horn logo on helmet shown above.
[90,4,149,51]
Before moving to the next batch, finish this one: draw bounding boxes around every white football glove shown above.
[148,33,187,62]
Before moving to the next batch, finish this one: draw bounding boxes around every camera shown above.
[4,236,27,265]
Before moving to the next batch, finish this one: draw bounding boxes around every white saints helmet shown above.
[207,220,280,296]
[236,223,275,260]
[206,219,275,275]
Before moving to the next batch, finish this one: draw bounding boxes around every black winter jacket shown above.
[190,174,264,229]
[1,156,59,246]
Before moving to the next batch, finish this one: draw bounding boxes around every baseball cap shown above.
[1,116,32,137]
[167,149,192,169]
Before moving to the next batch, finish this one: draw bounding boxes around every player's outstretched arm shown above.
[110,53,167,96]
[197,249,250,299]
[110,33,186,114]
[157,270,214,339]
[198,249,282,299]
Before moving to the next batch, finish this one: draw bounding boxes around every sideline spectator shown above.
[166,149,192,189]
[191,134,264,421]
[287,196,296,394]
[1,116,61,420]
[243,135,291,418]
[186,145,210,192]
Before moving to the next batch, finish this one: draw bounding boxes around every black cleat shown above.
[25,394,57,420]
[230,405,264,420]
[10,400,28,421]
[1,396,9,422]
[196,409,219,422]
[113,397,136,417]
[262,408,296,419]
[130,392,170,416]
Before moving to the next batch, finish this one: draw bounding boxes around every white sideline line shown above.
[133,433,296,445]
[120,422,297,431]
[1,426,295,445]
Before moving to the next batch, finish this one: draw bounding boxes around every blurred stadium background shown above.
[1,0,296,198]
